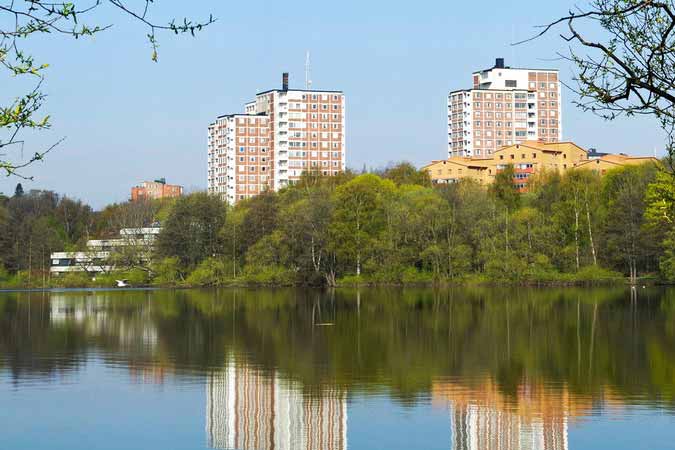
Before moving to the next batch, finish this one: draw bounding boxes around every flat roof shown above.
[448,87,533,95]
[256,88,344,95]
[215,112,268,120]
[472,66,559,74]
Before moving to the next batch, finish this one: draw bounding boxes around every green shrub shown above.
[336,274,365,286]
[0,267,22,289]
[400,268,435,283]
[151,257,182,286]
[485,252,528,281]
[573,265,623,282]
[241,265,296,286]
[55,272,93,288]
[186,258,232,286]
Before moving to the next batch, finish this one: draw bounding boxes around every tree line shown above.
[2,160,672,287]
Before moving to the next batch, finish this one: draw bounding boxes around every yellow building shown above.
[421,157,491,185]
[423,141,658,192]
[574,153,659,176]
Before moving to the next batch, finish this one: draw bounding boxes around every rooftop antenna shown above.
[305,51,312,90]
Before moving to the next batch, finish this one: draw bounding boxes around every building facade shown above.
[131,179,183,201]
[423,140,658,192]
[448,58,562,158]
[208,74,346,204]
[50,227,161,275]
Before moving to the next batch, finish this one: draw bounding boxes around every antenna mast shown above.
[305,51,312,90]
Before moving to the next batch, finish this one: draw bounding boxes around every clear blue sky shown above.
[0,0,666,208]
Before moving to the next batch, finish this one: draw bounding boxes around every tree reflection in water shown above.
[0,287,674,449]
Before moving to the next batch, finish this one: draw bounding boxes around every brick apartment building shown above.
[208,73,346,204]
[448,58,562,158]
[131,179,183,201]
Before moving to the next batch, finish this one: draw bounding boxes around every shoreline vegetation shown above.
[1,161,675,290]
[0,267,640,290]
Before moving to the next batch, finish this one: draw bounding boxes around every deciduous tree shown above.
[155,193,226,275]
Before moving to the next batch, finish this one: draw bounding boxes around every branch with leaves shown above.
[0,0,214,179]
[518,0,675,168]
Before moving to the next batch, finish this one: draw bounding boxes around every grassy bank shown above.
[1,266,660,290]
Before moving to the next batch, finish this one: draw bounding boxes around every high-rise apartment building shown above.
[208,74,346,204]
[448,58,562,158]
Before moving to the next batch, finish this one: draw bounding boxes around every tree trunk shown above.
[356,212,361,276]
[325,270,337,287]
[584,190,597,265]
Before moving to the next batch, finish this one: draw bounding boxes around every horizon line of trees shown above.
[1,160,674,287]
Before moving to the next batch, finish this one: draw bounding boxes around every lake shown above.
[1,287,674,450]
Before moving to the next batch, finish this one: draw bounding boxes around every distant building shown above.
[208,73,346,205]
[50,227,160,274]
[448,58,562,158]
[131,178,183,201]
[423,140,659,192]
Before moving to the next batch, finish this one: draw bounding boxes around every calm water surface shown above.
[1,287,674,449]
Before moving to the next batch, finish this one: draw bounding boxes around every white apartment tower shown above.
[208,73,346,204]
[448,58,562,158]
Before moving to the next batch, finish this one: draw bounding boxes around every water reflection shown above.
[0,287,674,449]
[434,380,576,450]
[206,361,347,450]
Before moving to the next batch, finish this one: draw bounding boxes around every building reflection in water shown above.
[49,295,159,349]
[434,379,594,450]
[206,360,347,450]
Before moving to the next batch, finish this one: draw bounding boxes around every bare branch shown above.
[1,1,215,177]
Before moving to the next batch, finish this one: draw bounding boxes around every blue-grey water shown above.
[1,287,674,449]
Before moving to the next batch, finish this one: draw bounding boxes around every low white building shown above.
[50,227,161,275]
